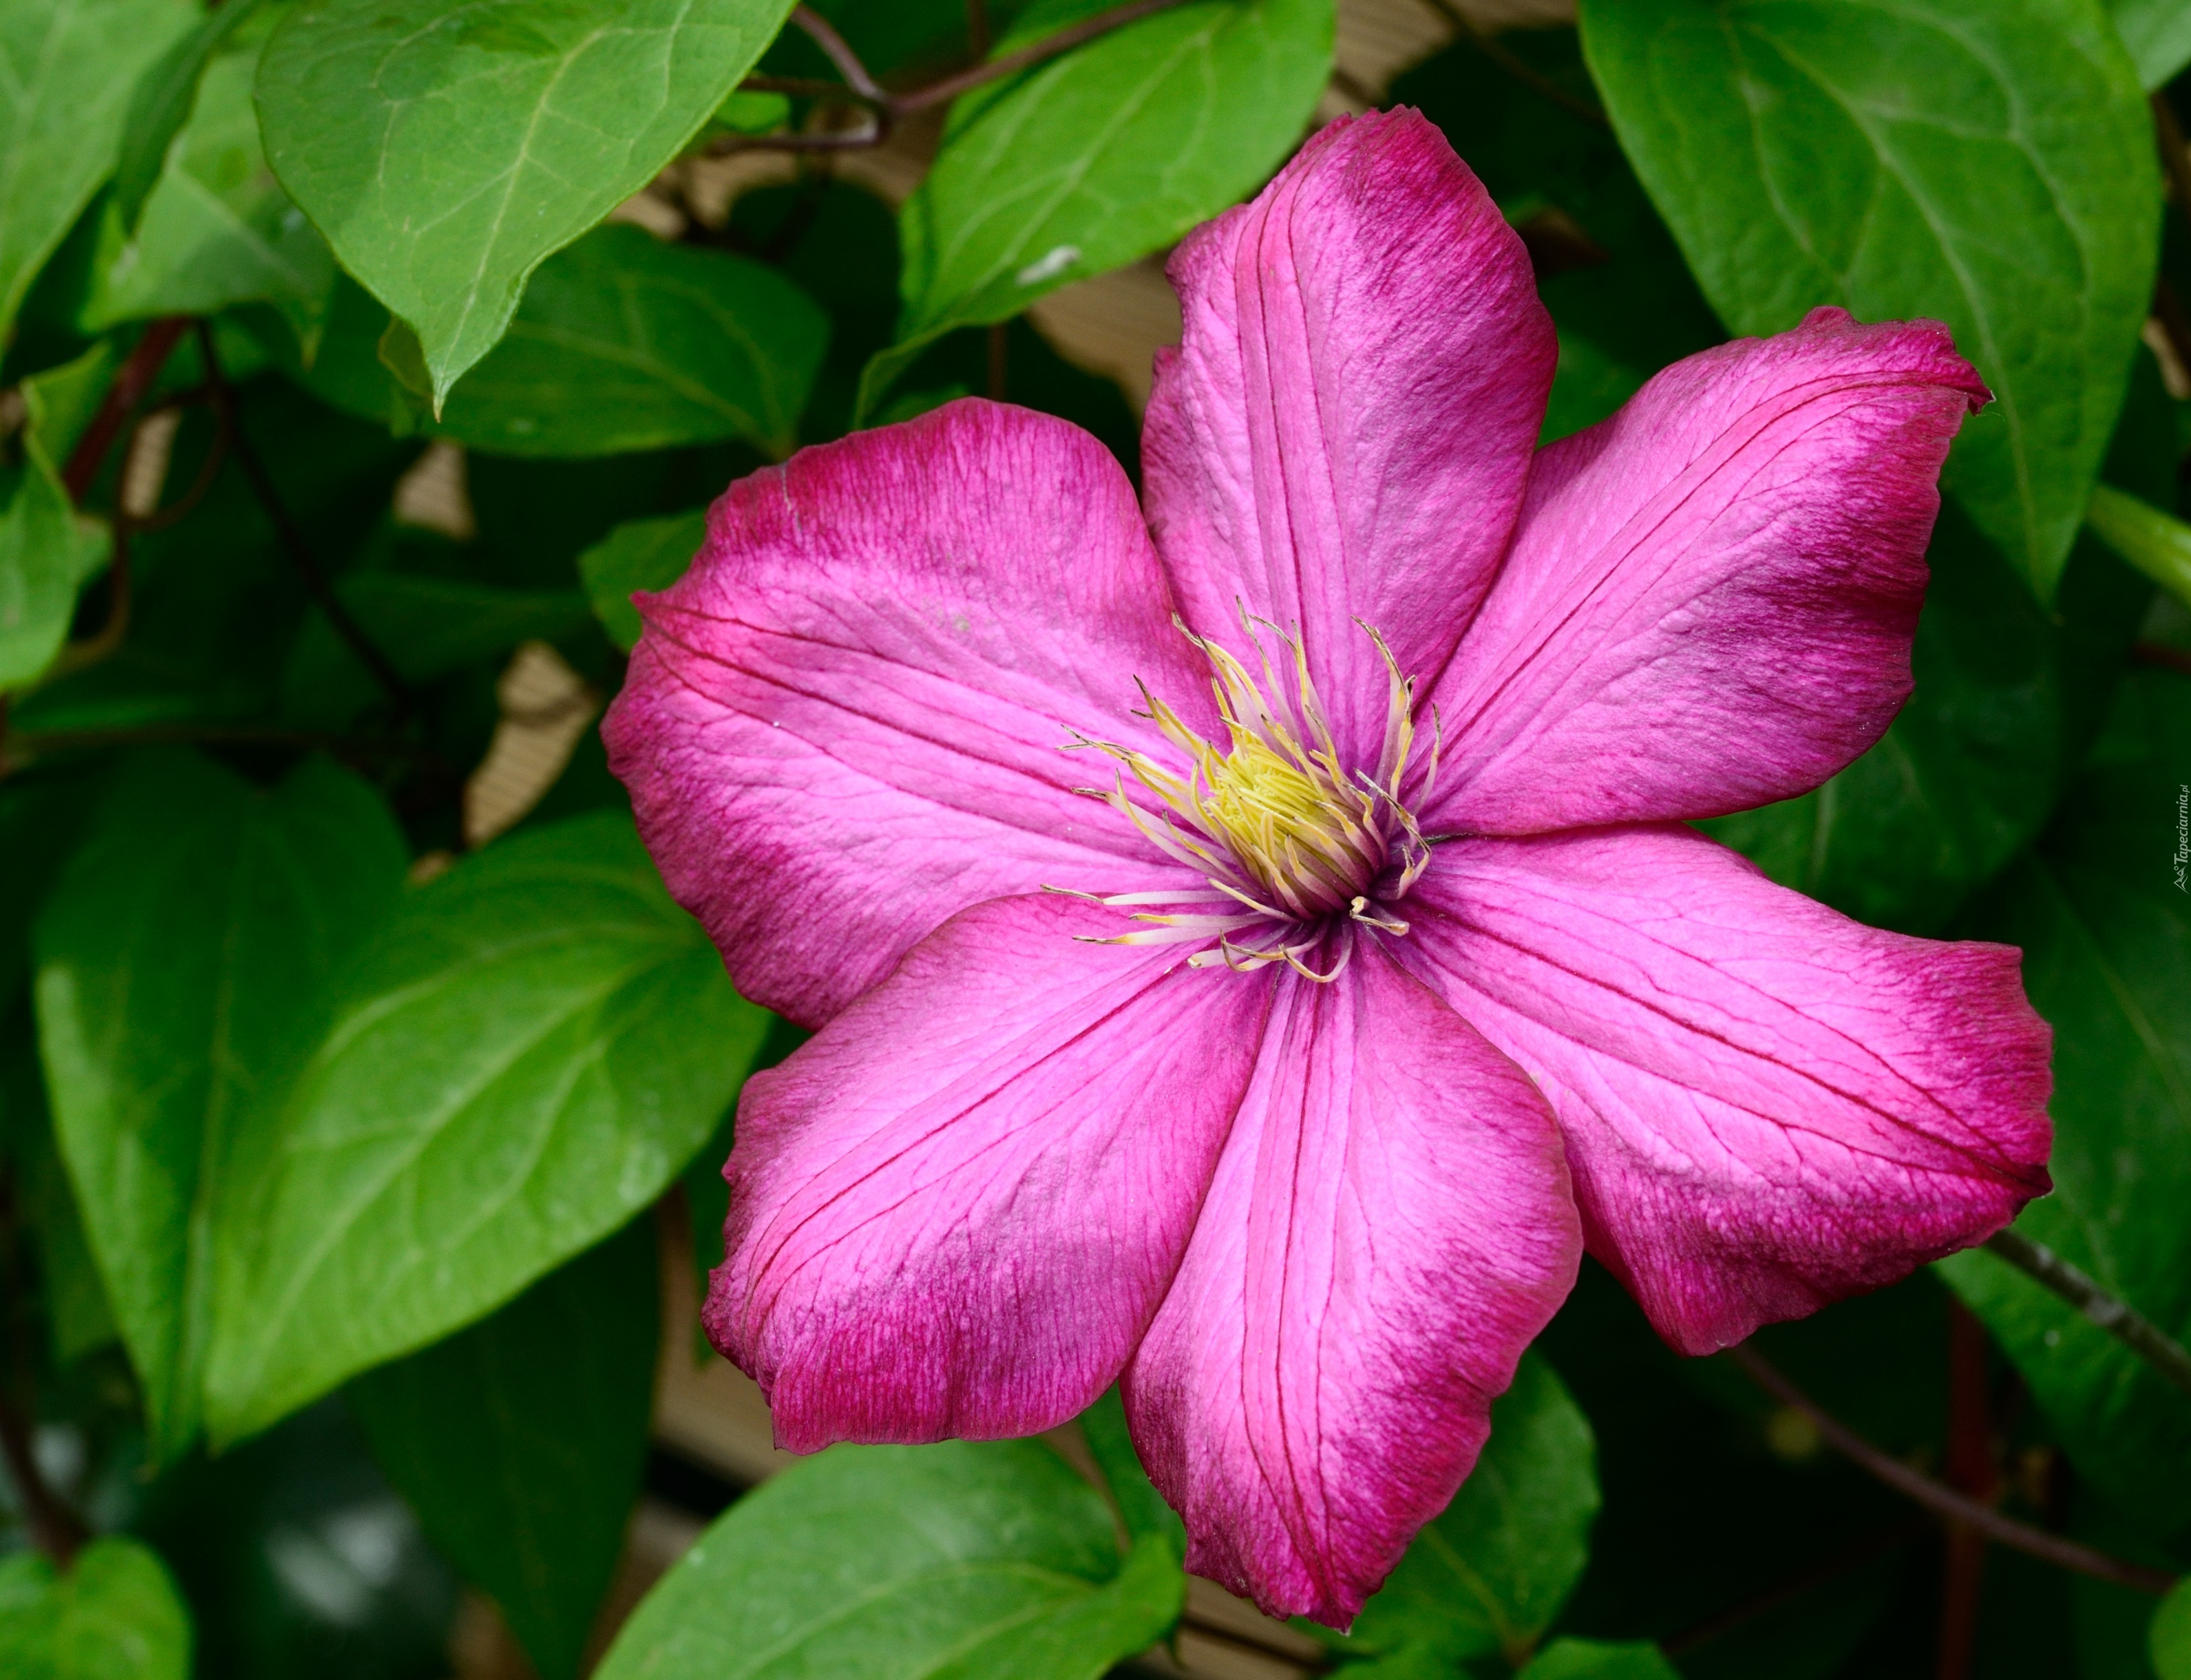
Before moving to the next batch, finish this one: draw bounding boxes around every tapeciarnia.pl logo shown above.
[2176,783,2189,893]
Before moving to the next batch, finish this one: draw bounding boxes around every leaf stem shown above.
[2134,640,2191,677]
[193,324,416,718]
[1981,1230,2191,1403]
[894,0,1196,116]
[1729,1344,2178,1596]
[789,5,885,102]
[2086,483,2191,610]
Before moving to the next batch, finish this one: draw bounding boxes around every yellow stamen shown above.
[1066,617,1434,976]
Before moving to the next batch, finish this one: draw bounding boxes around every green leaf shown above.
[1,1022,118,1363]
[0,758,105,1009]
[0,1537,191,1680]
[32,748,409,1460]
[579,507,708,651]
[1079,1387,1187,1556]
[2088,481,2191,607]
[280,569,593,729]
[1516,1638,1682,1680]
[1340,1353,1599,1668]
[1938,665,2191,1524]
[349,1218,658,1680]
[678,1011,800,1303]
[870,0,1333,413]
[0,0,196,342]
[594,1440,1184,1680]
[204,810,770,1444]
[1698,342,2163,934]
[1696,503,2071,934]
[111,0,268,228]
[20,339,120,467]
[84,27,337,350]
[708,87,790,136]
[427,224,826,458]
[0,358,108,693]
[2110,0,2191,87]
[2156,1577,2191,1680]
[256,0,798,407]
[1579,0,2159,599]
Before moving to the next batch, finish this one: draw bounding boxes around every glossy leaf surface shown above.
[594,1440,1184,1680]
[256,0,797,405]
[1939,667,2191,1522]
[33,750,407,1459]
[1581,0,2157,597]
[204,811,769,1443]
[0,0,195,340]
[871,0,1332,408]
[428,225,826,458]
[2111,0,2191,87]
[1328,1354,1600,1668]
[83,30,335,344]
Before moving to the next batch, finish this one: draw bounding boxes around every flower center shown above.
[1061,618,1436,982]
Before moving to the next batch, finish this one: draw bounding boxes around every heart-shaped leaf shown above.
[1580,0,2157,599]
[256,0,797,407]
[33,749,407,1460]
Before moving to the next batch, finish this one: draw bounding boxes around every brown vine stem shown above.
[2145,96,2191,385]
[60,315,191,501]
[2154,92,2191,228]
[1983,1230,2191,1402]
[2135,640,2191,677]
[193,324,416,718]
[1729,1344,2178,1596]
[896,0,1195,115]
[723,0,1201,152]
[790,5,886,102]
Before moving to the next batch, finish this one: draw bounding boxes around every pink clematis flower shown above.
[603,110,2052,1624]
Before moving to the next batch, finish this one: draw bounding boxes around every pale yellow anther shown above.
[1065,617,1437,972]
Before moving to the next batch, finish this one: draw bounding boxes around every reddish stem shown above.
[60,317,189,502]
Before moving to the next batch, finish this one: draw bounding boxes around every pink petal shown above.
[1123,939,1580,1626]
[1426,307,1990,834]
[1141,108,1555,767]
[1406,824,2051,1354]
[601,399,1212,1025]
[709,892,1269,1449]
